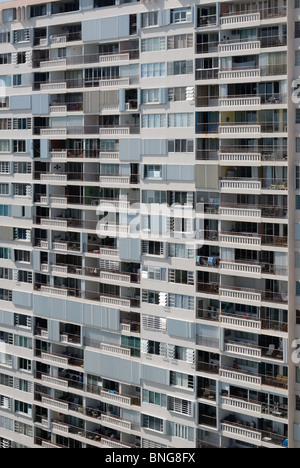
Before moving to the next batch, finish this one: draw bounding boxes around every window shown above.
[13,75,22,87]
[15,400,32,416]
[14,250,31,263]
[0,395,11,410]
[141,89,160,104]
[0,248,11,260]
[18,358,32,372]
[141,11,159,28]
[0,162,10,174]
[168,34,193,49]
[13,118,31,130]
[168,139,194,153]
[14,30,30,43]
[0,205,11,217]
[168,293,194,310]
[120,336,140,357]
[168,87,188,102]
[0,54,11,65]
[171,8,192,24]
[142,190,167,204]
[142,414,164,432]
[167,60,193,76]
[0,353,12,367]
[14,314,32,328]
[0,119,12,130]
[15,421,33,438]
[0,268,12,280]
[13,162,31,174]
[141,63,166,78]
[142,266,167,281]
[0,97,9,109]
[141,37,166,52]
[15,270,32,283]
[169,269,194,285]
[142,315,167,331]
[0,140,10,153]
[142,240,164,256]
[0,32,10,44]
[170,371,194,389]
[144,165,163,178]
[168,396,193,416]
[0,184,9,195]
[168,113,194,128]
[13,184,31,196]
[142,390,167,407]
[0,290,12,302]
[167,422,194,441]
[30,4,47,17]
[14,336,32,349]
[142,114,166,128]
[169,243,194,259]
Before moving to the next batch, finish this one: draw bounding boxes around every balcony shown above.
[219,124,261,136]
[219,232,288,249]
[220,285,288,306]
[219,96,261,109]
[99,53,130,64]
[99,125,140,137]
[219,366,288,391]
[219,40,261,54]
[224,341,262,359]
[221,420,287,448]
[219,206,261,219]
[219,260,261,276]
[100,294,140,310]
[221,395,288,420]
[219,64,287,81]
[220,179,261,192]
[101,389,141,407]
[220,12,261,27]
[219,232,261,247]
[220,4,287,26]
[220,314,261,331]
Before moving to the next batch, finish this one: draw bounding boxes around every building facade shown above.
[0,0,298,449]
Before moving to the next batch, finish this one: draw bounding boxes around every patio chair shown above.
[266,344,275,356]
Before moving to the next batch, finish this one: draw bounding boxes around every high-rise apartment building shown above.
[0,0,297,449]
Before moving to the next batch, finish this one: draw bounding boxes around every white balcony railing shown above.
[220,314,261,331]
[221,396,262,415]
[101,414,132,431]
[220,234,262,247]
[219,261,261,276]
[40,286,68,297]
[40,82,67,91]
[219,68,260,80]
[221,423,262,442]
[99,175,131,185]
[219,124,261,136]
[40,173,67,183]
[219,153,261,164]
[219,207,261,218]
[40,59,67,69]
[99,53,130,63]
[100,271,131,284]
[219,287,261,303]
[225,341,262,358]
[40,128,67,137]
[100,343,131,357]
[219,41,261,54]
[220,12,261,27]
[219,368,262,386]
[219,97,261,108]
